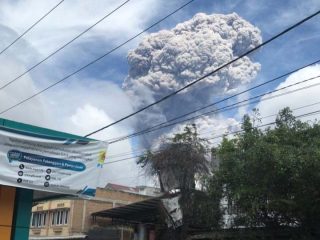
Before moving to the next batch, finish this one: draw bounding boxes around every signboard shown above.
[0,126,107,198]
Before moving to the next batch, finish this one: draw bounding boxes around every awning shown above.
[92,196,163,224]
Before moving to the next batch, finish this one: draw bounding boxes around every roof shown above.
[92,196,166,224]
[105,183,139,194]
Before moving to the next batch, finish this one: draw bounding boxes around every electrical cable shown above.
[129,59,320,137]
[105,108,320,164]
[107,99,320,160]
[207,108,320,141]
[198,99,320,137]
[115,58,320,142]
[116,59,320,140]
[104,58,320,142]
[104,150,162,165]
[0,0,64,57]
[0,0,195,114]
[108,147,152,159]
[108,74,320,143]
[0,0,131,90]
[106,172,146,182]
[84,9,320,137]
[139,76,320,137]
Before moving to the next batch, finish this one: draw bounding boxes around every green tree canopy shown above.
[214,107,320,232]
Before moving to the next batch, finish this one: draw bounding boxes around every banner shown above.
[0,126,108,198]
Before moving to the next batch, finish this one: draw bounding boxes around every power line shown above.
[196,99,320,137]
[0,0,64,57]
[0,0,131,90]
[107,100,320,160]
[85,9,320,137]
[108,147,151,159]
[106,172,146,182]
[105,150,159,165]
[207,108,320,141]
[0,0,195,114]
[162,77,320,131]
[105,108,320,165]
[105,59,320,142]
[108,74,320,143]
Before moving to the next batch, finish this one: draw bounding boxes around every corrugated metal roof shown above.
[105,183,139,194]
[92,193,181,224]
[93,196,161,223]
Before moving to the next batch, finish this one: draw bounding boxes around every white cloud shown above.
[66,104,139,187]
[125,12,261,96]
[153,116,240,148]
[124,12,262,148]
[0,25,141,186]
[0,54,50,127]
[0,4,268,187]
[0,0,172,187]
[256,64,320,123]
[41,79,144,187]
[0,0,163,57]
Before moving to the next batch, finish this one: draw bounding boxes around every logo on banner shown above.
[97,150,106,168]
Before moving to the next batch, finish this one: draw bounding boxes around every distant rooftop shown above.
[105,183,139,194]
[105,183,161,196]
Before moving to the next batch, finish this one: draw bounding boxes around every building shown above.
[29,185,155,240]
[92,193,181,240]
[105,183,161,197]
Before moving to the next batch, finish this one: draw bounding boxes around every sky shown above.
[0,0,319,187]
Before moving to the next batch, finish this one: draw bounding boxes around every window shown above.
[31,212,47,228]
[51,209,69,226]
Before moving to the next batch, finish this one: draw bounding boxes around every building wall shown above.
[0,187,33,240]
[70,199,84,234]
[80,188,148,233]
[0,186,16,240]
[30,199,73,238]
[29,187,150,239]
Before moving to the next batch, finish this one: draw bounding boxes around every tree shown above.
[138,124,208,191]
[138,124,222,239]
[214,107,320,234]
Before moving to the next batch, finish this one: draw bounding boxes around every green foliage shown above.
[138,108,320,236]
[215,107,320,231]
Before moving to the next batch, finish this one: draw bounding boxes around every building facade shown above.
[29,186,151,240]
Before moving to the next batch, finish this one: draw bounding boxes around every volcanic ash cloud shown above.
[123,12,262,147]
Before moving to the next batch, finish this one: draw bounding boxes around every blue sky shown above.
[51,0,320,119]
[83,0,319,89]
[0,0,319,186]
[14,0,319,90]
[78,0,320,87]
